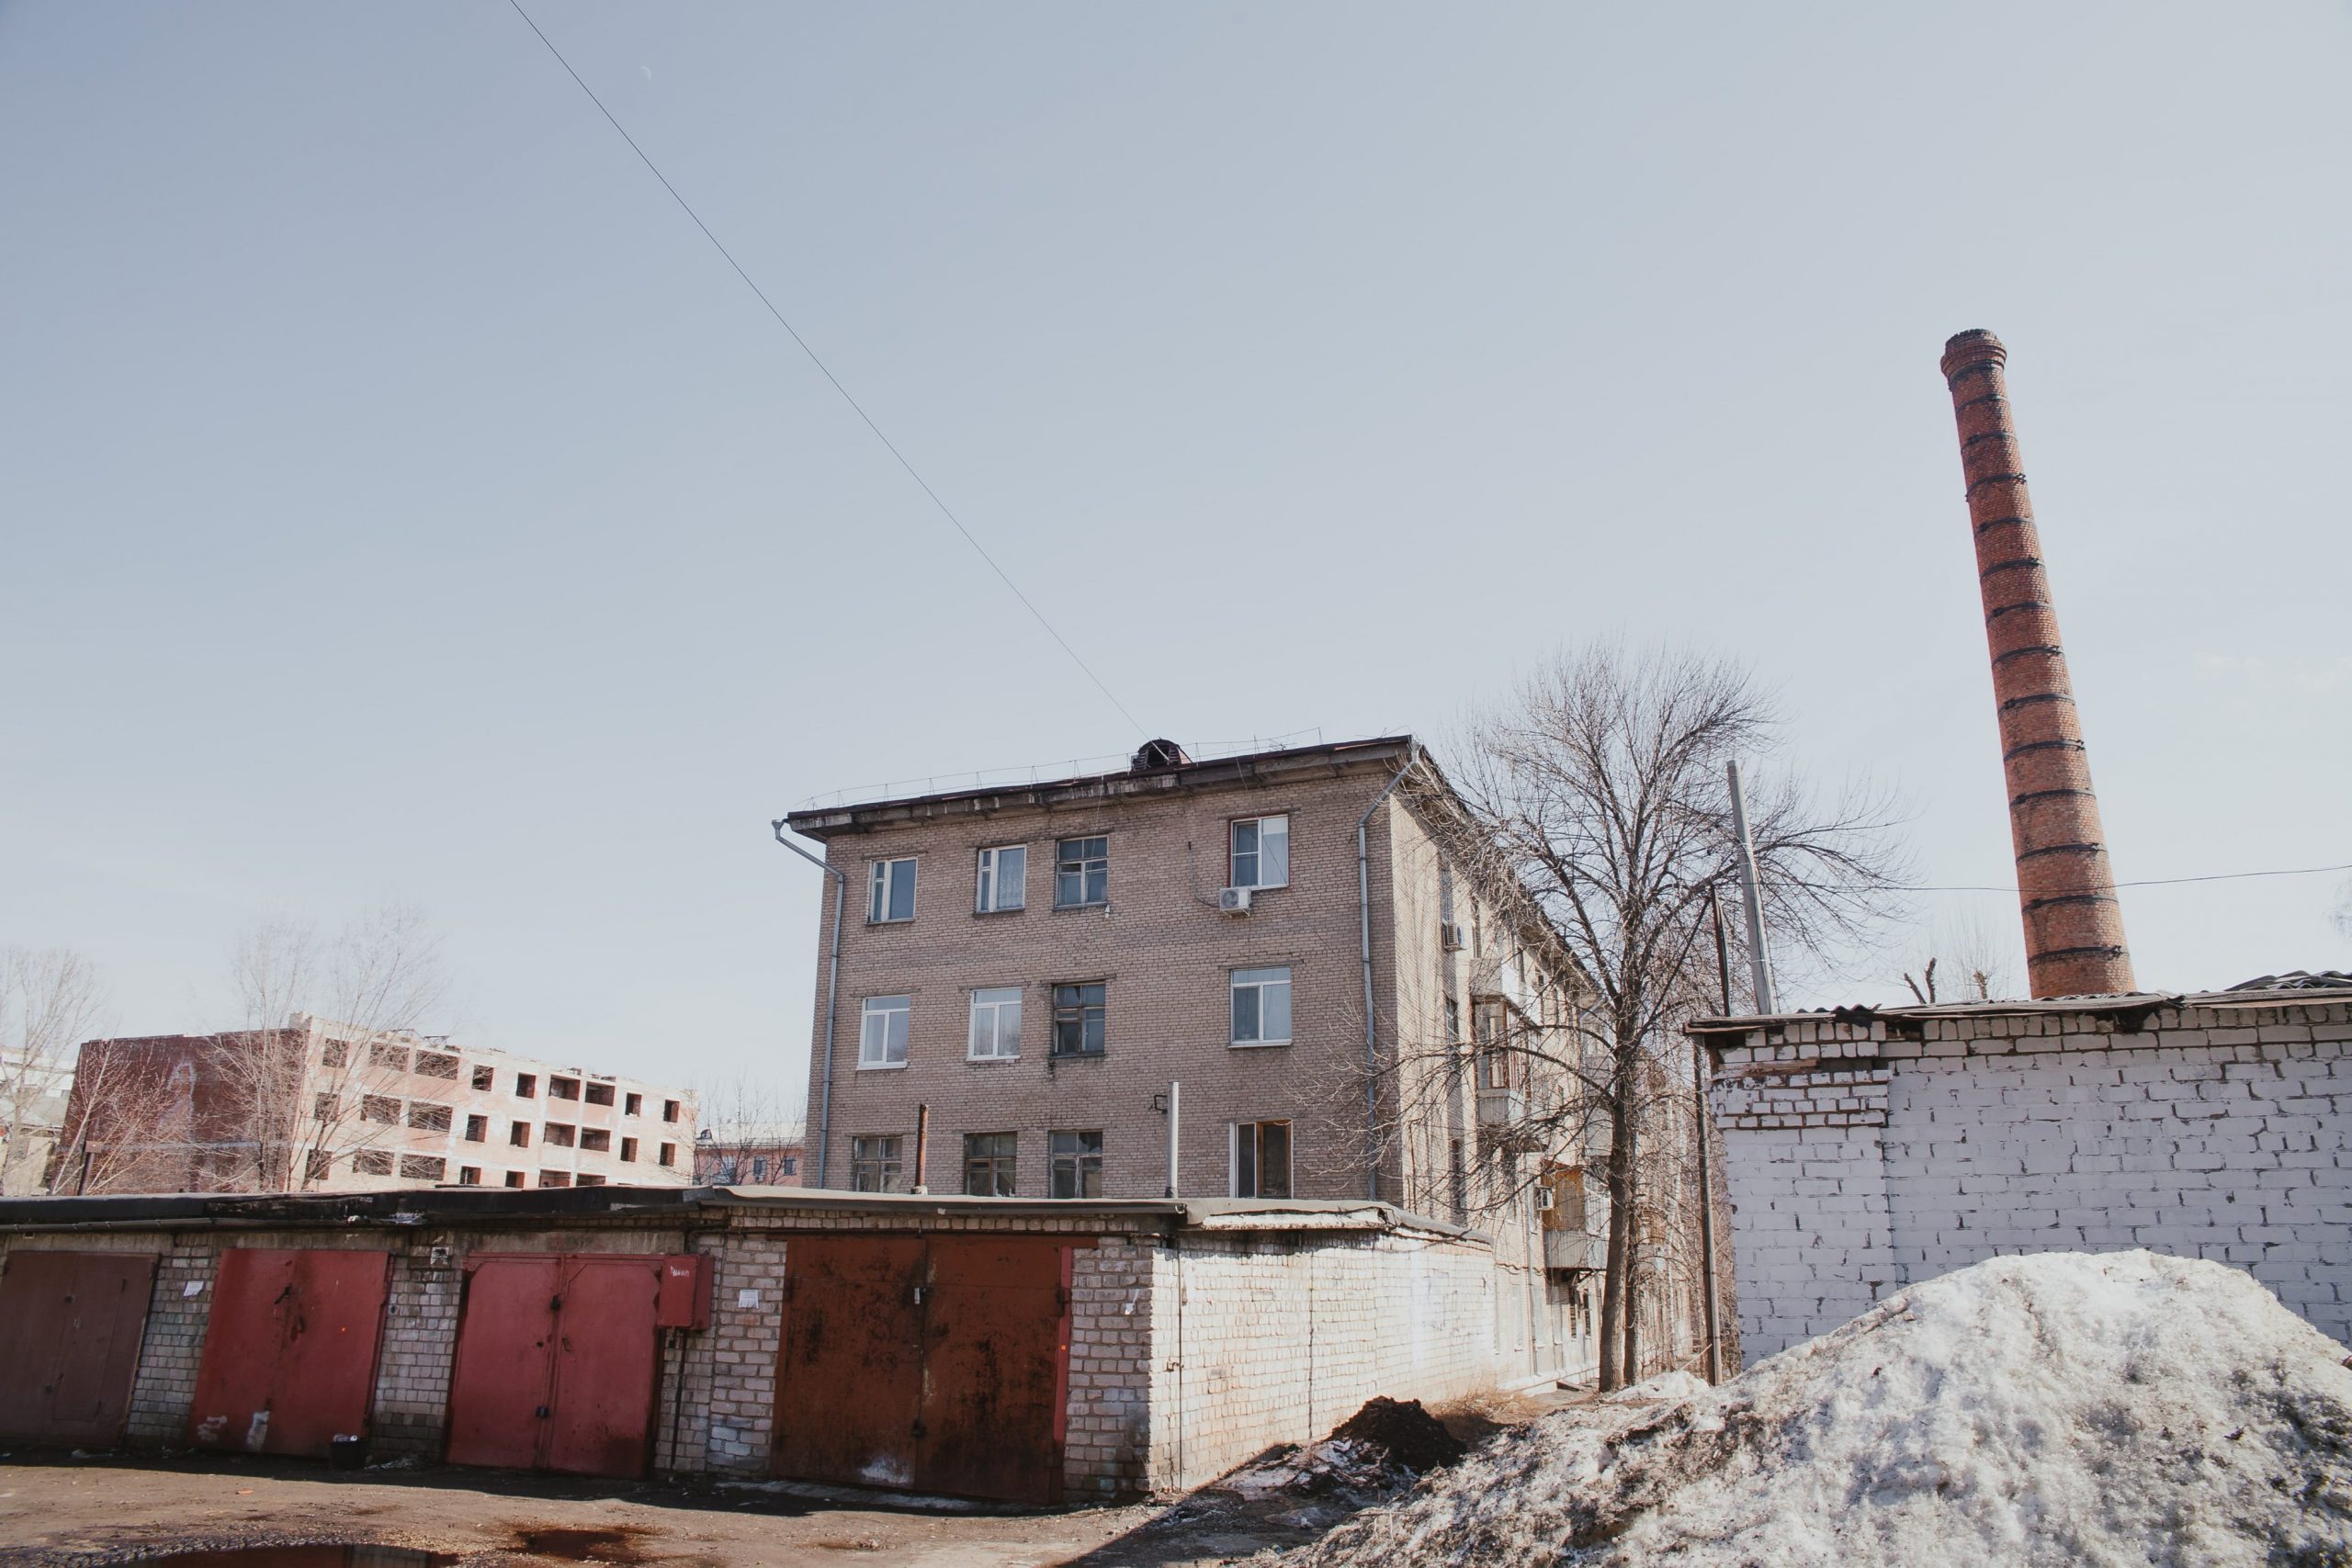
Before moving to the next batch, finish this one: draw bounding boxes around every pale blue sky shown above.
[5,2,2346,1107]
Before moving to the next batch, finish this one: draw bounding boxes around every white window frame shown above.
[858,995,910,1069]
[967,986,1023,1060]
[976,844,1026,913]
[1229,814,1290,890]
[1229,965,1294,1047]
[867,857,917,923]
[1229,1118,1294,1199]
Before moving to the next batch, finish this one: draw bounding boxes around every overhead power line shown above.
[1900,860,2352,896]
[503,0,1146,739]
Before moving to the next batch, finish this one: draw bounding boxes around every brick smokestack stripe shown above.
[1939,330,2136,998]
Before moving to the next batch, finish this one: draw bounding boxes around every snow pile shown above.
[1289,1251,2352,1567]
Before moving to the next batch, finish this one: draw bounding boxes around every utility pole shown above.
[1164,1081,1181,1199]
[1725,760,1777,1014]
[1695,889,1731,1383]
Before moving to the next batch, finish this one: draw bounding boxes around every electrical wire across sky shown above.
[503,0,1148,739]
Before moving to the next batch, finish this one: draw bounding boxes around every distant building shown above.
[60,1013,696,1194]
[694,1127,804,1187]
[0,1043,74,1196]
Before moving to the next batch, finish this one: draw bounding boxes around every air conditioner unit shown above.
[1440,921,1466,952]
[1217,886,1254,915]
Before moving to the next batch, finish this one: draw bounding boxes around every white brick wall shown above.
[1706,995,2352,1359]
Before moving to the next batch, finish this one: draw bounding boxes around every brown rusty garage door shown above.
[0,1250,157,1446]
[443,1253,668,1478]
[772,1235,1075,1504]
[187,1248,391,1457]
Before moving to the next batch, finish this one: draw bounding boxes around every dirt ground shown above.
[0,1393,1574,1568]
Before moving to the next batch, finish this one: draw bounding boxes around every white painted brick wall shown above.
[1708,998,2352,1359]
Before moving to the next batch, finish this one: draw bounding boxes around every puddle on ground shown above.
[513,1527,647,1562]
[132,1551,453,1568]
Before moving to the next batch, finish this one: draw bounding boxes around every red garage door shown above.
[772,1235,1074,1504]
[445,1254,665,1478]
[0,1251,157,1446]
[188,1248,390,1457]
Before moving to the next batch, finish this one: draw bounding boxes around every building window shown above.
[976,845,1026,913]
[1233,1120,1292,1199]
[1476,1002,1510,1089]
[1229,815,1289,890]
[963,1132,1017,1196]
[370,1042,411,1072]
[1049,1131,1102,1199]
[967,987,1023,1059]
[1050,984,1106,1056]
[548,1076,581,1100]
[313,1092,338,1122]
[352,1149,395,1177]
[321,1041,348,1068]
[1055,837,1108,908]
[470,1066,493,1090]
[585,1082,615,1106]
[504,1171,526,1189]
[577,1174,606,1187]
[620,1136,639,1162]
[415,1051,458,1080]
[510,1122,531,1147]
[362,1094,401,1124]
[851,1134,902,1192]
[399,1155,447,1181]
[860,997,911,1068]
[581,1128,610,1152]
[458,1165,481,1186]
[625,1092,642,1116]
[1230,967,1293,1046]
[750,1156,768,1182]
[540,1170,572,1189]
[464,1114,487,1143]
[780,1154,798,1177]
[1444,998,1461,1043]
[408,1101,452,1134]
[868,857,918,923]
[658,1142,676,1167]
[306,1151,334,1182]
[663,1099,681,1123]
[544,1122,576,1148]
[515,1073,537,1098]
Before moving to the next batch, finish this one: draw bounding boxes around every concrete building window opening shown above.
[868,857,917,924]
[354,1149,393,1177]
[657,1142,677,1167]
[321,1039,348,1068]
[623,1092,642,1116]
[362,1094,400,1125]
[548,1076,581,1101]
[306,1150,332,1183]
[509,1121,530,1147]
[541,1169,571,1189]
[1049,1130,1102,1198]
[967,987,1023,1060]
[584,1081,615,1107]
[370,1042,410,1072]
[851,1134,903,1191]
[581,1128,610,1153]
[1230,967,1293,1047]
[400,1155,446,1181]
[964,1131,1017,1195]
[312,1092,336,1122]
[1232,1119,1292,1199]
[859,996,911,1069]
[545,1122,576,1148]
[1055,837,1108,908]
[620,1136,638,1162]
[408,1101,452,1134]
[662,1100,681,1123]
[577,1173,605,1187]
[469,1065,493,1090]
[515,1073,537,1098]
[976,844,1027,913]
[1229,814,1290,890]
[464,1114,487,1143]
[503,1170,524,1189]
[457,1164,481,1185]
[416,1050,458,1080]
[1050,984,1106,1056]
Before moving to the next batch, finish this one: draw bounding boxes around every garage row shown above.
[0,1187,1503,1503]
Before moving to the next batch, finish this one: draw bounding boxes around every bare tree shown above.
[693,1070,805,1185]
[1,947,107,1193]
[53,1036,190,1194]
[213,905,450,1191]
[1902,905,2017,1003]
[1426,641,1905,1388]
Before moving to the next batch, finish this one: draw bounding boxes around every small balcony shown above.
[1544,1227,1606,1272]
[1476,1086,1546,1151]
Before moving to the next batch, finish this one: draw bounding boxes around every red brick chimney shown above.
[1939,330,2136,998]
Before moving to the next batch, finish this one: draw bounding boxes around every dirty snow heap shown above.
[1290,1250,2352,1567]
